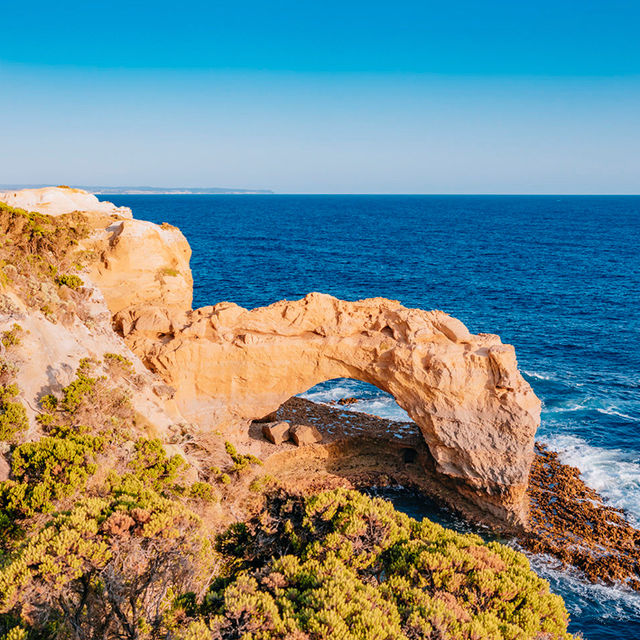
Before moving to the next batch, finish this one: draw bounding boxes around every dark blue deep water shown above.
[110,195,640,639]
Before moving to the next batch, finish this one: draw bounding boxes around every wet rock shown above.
[524,442,640,590]
[337,397,359,406]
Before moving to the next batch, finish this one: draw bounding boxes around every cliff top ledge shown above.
[0,186,132,218]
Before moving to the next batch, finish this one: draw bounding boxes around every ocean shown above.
[110,194,640,639]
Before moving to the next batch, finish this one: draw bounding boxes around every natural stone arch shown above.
[117,293,540,525]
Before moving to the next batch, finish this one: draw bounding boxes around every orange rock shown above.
[290,423,323,446]
[262,421,291,445]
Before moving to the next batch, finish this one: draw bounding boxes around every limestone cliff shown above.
[0,187,190,440]
[0,186,132,218]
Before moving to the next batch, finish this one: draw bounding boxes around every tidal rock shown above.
[118,293,541,525]
[290,423,323,446]
[262,421,291,445]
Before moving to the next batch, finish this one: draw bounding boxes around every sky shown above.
[1,1,639,194]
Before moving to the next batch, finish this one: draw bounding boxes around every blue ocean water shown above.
[110,194,640,639]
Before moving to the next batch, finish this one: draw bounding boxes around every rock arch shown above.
[116,292,540,525]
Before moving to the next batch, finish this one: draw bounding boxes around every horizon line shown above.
[1,185,639,197]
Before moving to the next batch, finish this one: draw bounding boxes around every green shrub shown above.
[36,360,135,437]
[39,394,58,412]
[0,384,27,441]
[0,626,28,640]
[0,261,10,289]
[0,325,22,349]
[199,489,575,640]
[0,482,206,627]
[190,481,217,502]
[224,441,262,474]
[0,427,104,519]
[54,273,84,290]
[103,352,134,376]
[60,367,96,413]
[129,439,186,490]
[0,359,18,385]
[249,474,275,493]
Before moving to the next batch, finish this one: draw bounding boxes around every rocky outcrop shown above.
[262,421,290,445]
[86,219,193,313]
[0,187,193,314]
[117,293,541,524]
[0,285,183,437]
[1,188,541,525]
[0,186,132,218]
[290,423,323,446]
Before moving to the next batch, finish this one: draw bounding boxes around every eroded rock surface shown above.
[117,293,541,524]
[86,218,193,313]
[262,421,290,445]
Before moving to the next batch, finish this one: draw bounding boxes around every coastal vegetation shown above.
[0,350,575,639]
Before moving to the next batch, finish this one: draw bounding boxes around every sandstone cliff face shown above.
[0,283,183,438]
[0,187,193,313]
[86,219,193,314]
[117,293,541,524]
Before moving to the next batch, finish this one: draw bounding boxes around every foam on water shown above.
[542,433,640,526]
[526,554,640,638]
[299,378,411,422]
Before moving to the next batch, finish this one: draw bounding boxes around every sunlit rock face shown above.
[0,187,193,314]
[86,217,193,314]
[0,186,132,218]
[116,293,541,525]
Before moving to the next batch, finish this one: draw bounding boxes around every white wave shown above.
[523,370,556,381]
[542,433,640,526]
[351,397,411,422]
[542,401,588,414]
[595,406,637,421]
[299,380,411,422]
[526,552,640,623]
[300,380,364,403]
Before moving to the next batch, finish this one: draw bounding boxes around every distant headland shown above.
[0,183,274,195]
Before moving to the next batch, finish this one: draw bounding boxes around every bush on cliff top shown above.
[0,384,28,442]
[180,489,575,640]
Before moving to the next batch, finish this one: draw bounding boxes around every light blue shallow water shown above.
[110,194,640,639]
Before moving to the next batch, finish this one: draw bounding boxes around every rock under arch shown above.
[116,293,541,526]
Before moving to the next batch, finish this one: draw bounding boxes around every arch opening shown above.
[299,378,411,423]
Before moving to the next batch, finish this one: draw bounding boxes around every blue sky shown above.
[1,1,639,193]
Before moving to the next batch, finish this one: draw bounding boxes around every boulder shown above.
[262,421,291,445]
[290,423,323,446]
